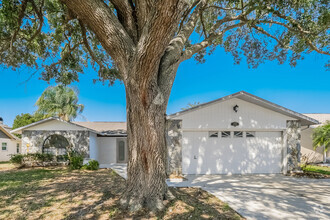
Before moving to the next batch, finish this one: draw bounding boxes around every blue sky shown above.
[0,48,329,127]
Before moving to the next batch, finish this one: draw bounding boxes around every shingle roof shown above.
[303,114,330,126]
[73,122,127,136]
[0,123,20,140]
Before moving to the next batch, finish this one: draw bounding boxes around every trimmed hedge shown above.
[10,153,69,167]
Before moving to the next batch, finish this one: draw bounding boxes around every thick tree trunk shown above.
[120,74,174,211]
[61,0,187,212]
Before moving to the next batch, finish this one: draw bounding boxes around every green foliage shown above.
[82,160,99,170]
[29,153,54,162]
[0,0,329,85]
[312,121,330,152]
[9,153,68,166]
[56,154,69,162]
[35,85,84,121]
[302,165,330,175]
[9,154,24,164]
[12,113,44,130]
[68,155,84,170]
[0,0,117,85]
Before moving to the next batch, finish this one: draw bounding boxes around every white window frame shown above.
[208,131,219,138]
[245,131,256,138]
[234,131,243,138]
[221,131,231,138]
[2,142,7,151]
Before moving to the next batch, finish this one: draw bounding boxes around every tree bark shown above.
[121,72,172,212]
[62,0,187,212]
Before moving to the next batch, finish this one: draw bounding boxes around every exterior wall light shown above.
[231,122,239,127]
[233,105,239,113]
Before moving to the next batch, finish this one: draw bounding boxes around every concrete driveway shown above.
[107,164,330,219]
[168,174,330,220]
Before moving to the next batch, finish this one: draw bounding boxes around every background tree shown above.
[12,113,44,137]
[35,85,84,121]
[12,113,44,130]
[313,122,330,158]
[0,0,329,211]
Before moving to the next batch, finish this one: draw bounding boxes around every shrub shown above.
[69,155,84,170]
[82,160,99,170]
[56,154,69,162]
[10,154,24,165]
[33,153,54,162]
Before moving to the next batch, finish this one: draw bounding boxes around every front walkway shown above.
[106,164,330,219]
[104,163,127,179]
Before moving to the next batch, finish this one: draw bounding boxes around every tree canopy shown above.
[0,0,329,85]
[35,85,84,121]
[12,113,44,129]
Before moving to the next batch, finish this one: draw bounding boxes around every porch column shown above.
[284,120,301,173]
[166,119,182,176]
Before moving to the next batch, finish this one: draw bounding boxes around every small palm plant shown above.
[312,121,330,161]
[36,85,84,121]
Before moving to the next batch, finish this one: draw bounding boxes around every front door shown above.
[117,139,127,163]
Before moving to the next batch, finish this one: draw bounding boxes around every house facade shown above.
[11,91,323,174]
[167,91,318,175]
[0,118,21,161]
[11,118,127,167]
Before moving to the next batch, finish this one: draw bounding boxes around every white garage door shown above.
[182,131,282,174]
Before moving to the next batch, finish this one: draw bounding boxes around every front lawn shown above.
[0,167,242,219]
[0,162,15,171]
[302,165,330,175]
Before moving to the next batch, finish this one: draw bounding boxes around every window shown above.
[2,143,7,151]
[118,141,125,161]
[42,135,69,155]
[208,131,218,138]
[16,143,20,153]
[234,131,243,138]
[221,131,231,138]
[246,131,255,138]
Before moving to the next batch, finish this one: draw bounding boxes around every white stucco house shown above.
[0,118,21,161]
[10,91,324,174]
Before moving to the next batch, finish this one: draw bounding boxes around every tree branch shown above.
[110,0,138,43]
[10,0,28,51]
[61,0,135,75]
[79,20,107,70]
[181,22,246,61]
[27,0,44,42]
[251,24,285,48]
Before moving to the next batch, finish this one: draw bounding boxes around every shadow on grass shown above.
[0,168,242,219]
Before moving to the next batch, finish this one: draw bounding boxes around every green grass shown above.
[302,165,330,175]
[0,161,9,164]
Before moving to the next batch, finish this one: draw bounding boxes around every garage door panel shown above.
[182,131,282,174]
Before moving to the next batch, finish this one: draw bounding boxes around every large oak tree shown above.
[1,0,329,211]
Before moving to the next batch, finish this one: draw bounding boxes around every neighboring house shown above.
[0,118,21,161]
[301,114,330,163]
[11,91,320,175]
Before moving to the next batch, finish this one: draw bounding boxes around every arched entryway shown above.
[42,134,70,156]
